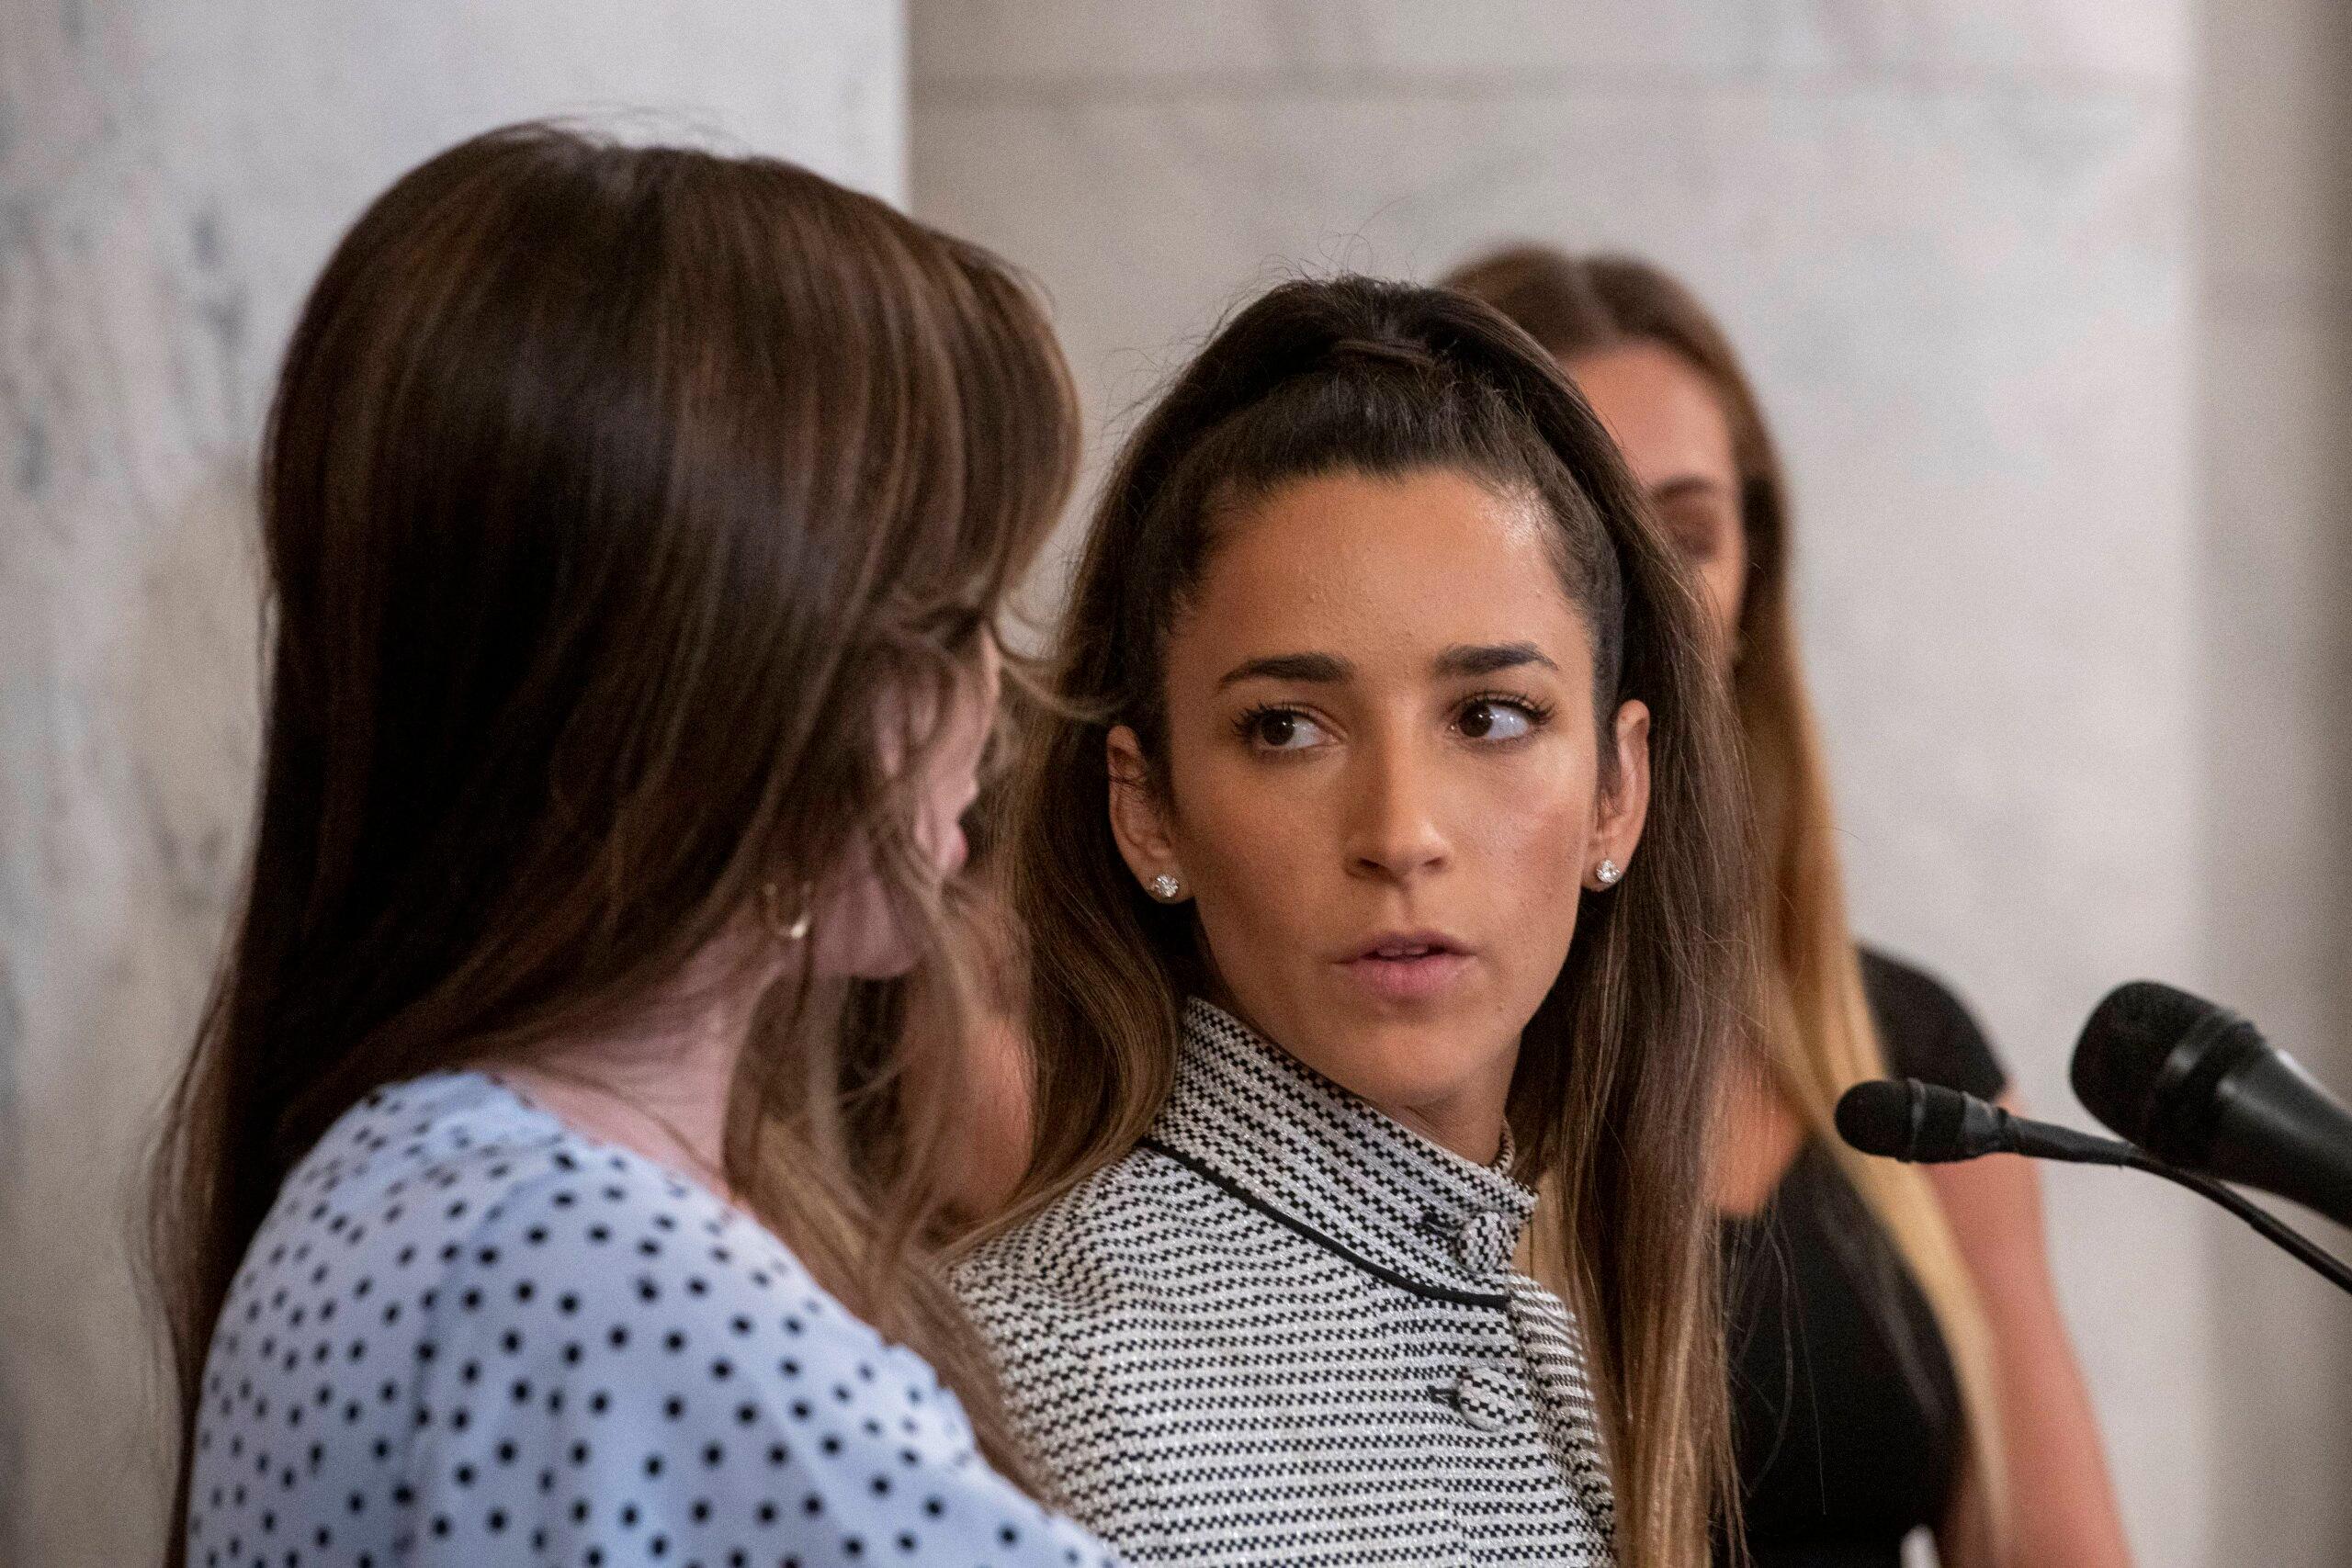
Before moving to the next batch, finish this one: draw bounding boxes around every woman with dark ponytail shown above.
[952,276,1758,1567]
[147,123,1115,1568]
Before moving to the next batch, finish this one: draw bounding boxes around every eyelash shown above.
[1229,693,1556,748]
[1231,703,1307,746]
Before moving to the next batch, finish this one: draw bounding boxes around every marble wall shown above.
[911,1,2241,1561]
[0,6,904,1563]
[6,4,2342,1564]
[2196,2,2352,1562]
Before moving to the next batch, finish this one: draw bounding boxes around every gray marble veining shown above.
[0,5,905,1563]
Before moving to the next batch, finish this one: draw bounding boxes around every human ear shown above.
[1586,699,1653,891]
[1106,725,1189,903]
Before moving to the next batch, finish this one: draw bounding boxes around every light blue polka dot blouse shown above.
[187,1071,1117,1568]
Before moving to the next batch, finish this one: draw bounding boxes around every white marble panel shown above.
[2191,295,2352,1568]
[0,5,904,1563]
[916,13,2220,1557]
[2193,5,2352,1561]
[913,0,2187,89]
[915,0,1754,86]
[2198,0,2351,295]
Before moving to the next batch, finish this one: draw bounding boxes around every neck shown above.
[1377,1084,1511,1168]
[493,929,782,1196]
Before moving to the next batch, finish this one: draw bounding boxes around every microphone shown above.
[2072,980,2352,1229]
[1834,1077,2129,1168]
[1835,1076,2352,1295]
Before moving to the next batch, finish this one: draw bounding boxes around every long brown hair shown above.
[1442,243,2004,1546]
[999,275,1756,1568]
[145,121,1078,1557]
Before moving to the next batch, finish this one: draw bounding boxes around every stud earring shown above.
[759,880,814,942]
[1594,859,1622,887]
[1148,874,1183,902]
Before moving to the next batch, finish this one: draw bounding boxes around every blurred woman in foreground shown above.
[147,122,1115,1568]
[1446,244,2132,1568]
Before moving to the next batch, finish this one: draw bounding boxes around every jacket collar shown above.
[1146,998,1537,1304]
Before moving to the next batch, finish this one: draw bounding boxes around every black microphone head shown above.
[2072,980,2264,1161]
[1838,1078,2011,1163]
[1835,1079,1918,1160]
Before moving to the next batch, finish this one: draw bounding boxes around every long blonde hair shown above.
[1443,244,2005,1549]
[999,276,1758,1568]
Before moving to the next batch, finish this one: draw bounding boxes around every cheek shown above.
[1453,778,1600,1033]
[1462,773,1598,913]
[921,721,989,875]
[1702,545,1751,650]
[1162,759,1328,938]
[1156,742,1381,1017]
[917,805,971,878]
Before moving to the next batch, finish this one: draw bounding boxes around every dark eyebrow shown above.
[1650,475,1729,504]
[1433,642,1557,679]
[1216,651,1353,691]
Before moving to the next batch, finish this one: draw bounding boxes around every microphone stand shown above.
[2118,1148,2352,1296]
[2007,1119,2352,1296]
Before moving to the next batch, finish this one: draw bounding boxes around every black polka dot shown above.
[180,1073,1100,1568]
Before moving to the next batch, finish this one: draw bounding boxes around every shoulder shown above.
[203,1070,846,1452]
[952,1146,1205,1333]
[231,1070,806,1345]
[1858,945,2007,1100]
[199,1073,1116,1568]
[349,1080,937,1435]
[949,1147,1222,1415]
[955,1156,1226,1540]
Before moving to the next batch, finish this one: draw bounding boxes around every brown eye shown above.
[1673,525,1720,565]
[1457,700,1533,742]
[1659,496,1730,565]
[1240,708,1328,751]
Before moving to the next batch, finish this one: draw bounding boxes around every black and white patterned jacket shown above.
[954,998,1615,1566]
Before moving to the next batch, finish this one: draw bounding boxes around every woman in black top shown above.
[1724,951,2010,1563]
[1446,248,2132,1567]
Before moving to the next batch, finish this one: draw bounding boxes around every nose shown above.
[1344,731,1452,883]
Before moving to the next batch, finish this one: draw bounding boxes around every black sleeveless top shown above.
[1720,948,2006,1567]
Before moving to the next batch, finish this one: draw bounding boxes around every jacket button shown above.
[1452,1211,1517,1275]
[1448,1364,1520,1433]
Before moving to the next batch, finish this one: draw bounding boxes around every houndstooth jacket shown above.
[954,998,1615,1566]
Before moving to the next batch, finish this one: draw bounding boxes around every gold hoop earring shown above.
[759,880,813,943]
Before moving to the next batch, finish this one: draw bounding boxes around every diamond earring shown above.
[1148,874,1183,901]
[1594,859,1622,887]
